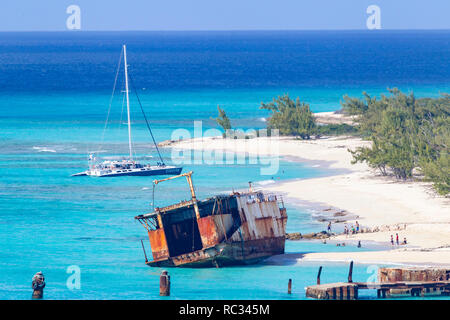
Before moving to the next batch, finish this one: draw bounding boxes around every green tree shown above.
[260,94,316,139]
[416,102,450,195]
[343,89,449,194]
[213,106,231,131]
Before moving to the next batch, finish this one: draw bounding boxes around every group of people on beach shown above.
[343,221,359,236]
[391,233,407,246]
[327,222,408,248]
[327,221,360,236]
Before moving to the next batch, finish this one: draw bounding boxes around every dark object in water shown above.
[135,171,287,268]
[160,270,170,296]
[32,271,45,299]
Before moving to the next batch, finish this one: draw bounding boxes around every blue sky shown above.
[1,0,449,31]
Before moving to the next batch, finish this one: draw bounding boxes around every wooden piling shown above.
[160,270,170,296]
[288,279,292,294]
[317,266,322,285]
[348,261,353,283]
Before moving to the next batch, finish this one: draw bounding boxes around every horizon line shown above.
[1,28,450,33]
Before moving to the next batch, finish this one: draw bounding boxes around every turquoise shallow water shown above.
[0,31,449,299]
[0,93,437,300]
[0,147,383,300]
[0,93,389,300]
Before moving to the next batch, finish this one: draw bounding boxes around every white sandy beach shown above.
[161,129,450,267]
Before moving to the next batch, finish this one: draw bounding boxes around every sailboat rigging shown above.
[72,45,182,177]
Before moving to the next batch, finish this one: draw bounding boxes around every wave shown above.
[256,179,276,186]
[262,253,305,266]
[88,150,107,154]
[32,146,56,153]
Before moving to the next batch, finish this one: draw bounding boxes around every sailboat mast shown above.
[123,45,133,160]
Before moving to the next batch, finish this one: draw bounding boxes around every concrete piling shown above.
[160,270,170,296]
[31,271,45,299]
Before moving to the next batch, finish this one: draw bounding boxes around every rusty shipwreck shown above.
[135,171,287,267]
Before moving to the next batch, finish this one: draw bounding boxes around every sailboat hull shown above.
[72,166,182,177]
[92,166,182,177]
[98,167,182,177]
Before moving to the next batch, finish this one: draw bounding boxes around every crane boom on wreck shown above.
[153,171,200,220]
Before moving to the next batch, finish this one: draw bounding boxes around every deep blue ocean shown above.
[0,31,449,300]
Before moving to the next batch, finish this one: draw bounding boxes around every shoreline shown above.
[161,134,450,267]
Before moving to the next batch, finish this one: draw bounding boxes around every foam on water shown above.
[32,146,57,153]
[256,179,276,186]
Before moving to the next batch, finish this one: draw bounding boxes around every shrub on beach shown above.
[212,105,232,131]
[315,123,358,137]
[343,89,449,195]
[260,94,316,139]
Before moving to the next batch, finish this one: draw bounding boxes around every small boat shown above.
[72,45,182,178]
[135,172,288,267]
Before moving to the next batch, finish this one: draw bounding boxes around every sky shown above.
[0,0,449,31]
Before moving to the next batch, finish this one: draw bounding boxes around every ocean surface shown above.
[0,30,449,300]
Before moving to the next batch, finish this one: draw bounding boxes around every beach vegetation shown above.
[213,105,232,131]
[260,94,316,139]
[315,123,358,137]
[343,89,449,195]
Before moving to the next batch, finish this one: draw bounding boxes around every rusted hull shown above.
[136,190,287,268]
[147,236,285,268]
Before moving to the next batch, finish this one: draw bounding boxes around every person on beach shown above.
[390,235,394,246]
[356,221,359,233]
[396,233,399,245]
[327,222,331,234]
[344,225,348,237]
[403,237,407,245]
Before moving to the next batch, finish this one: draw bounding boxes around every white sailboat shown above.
[72,45,182,177]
